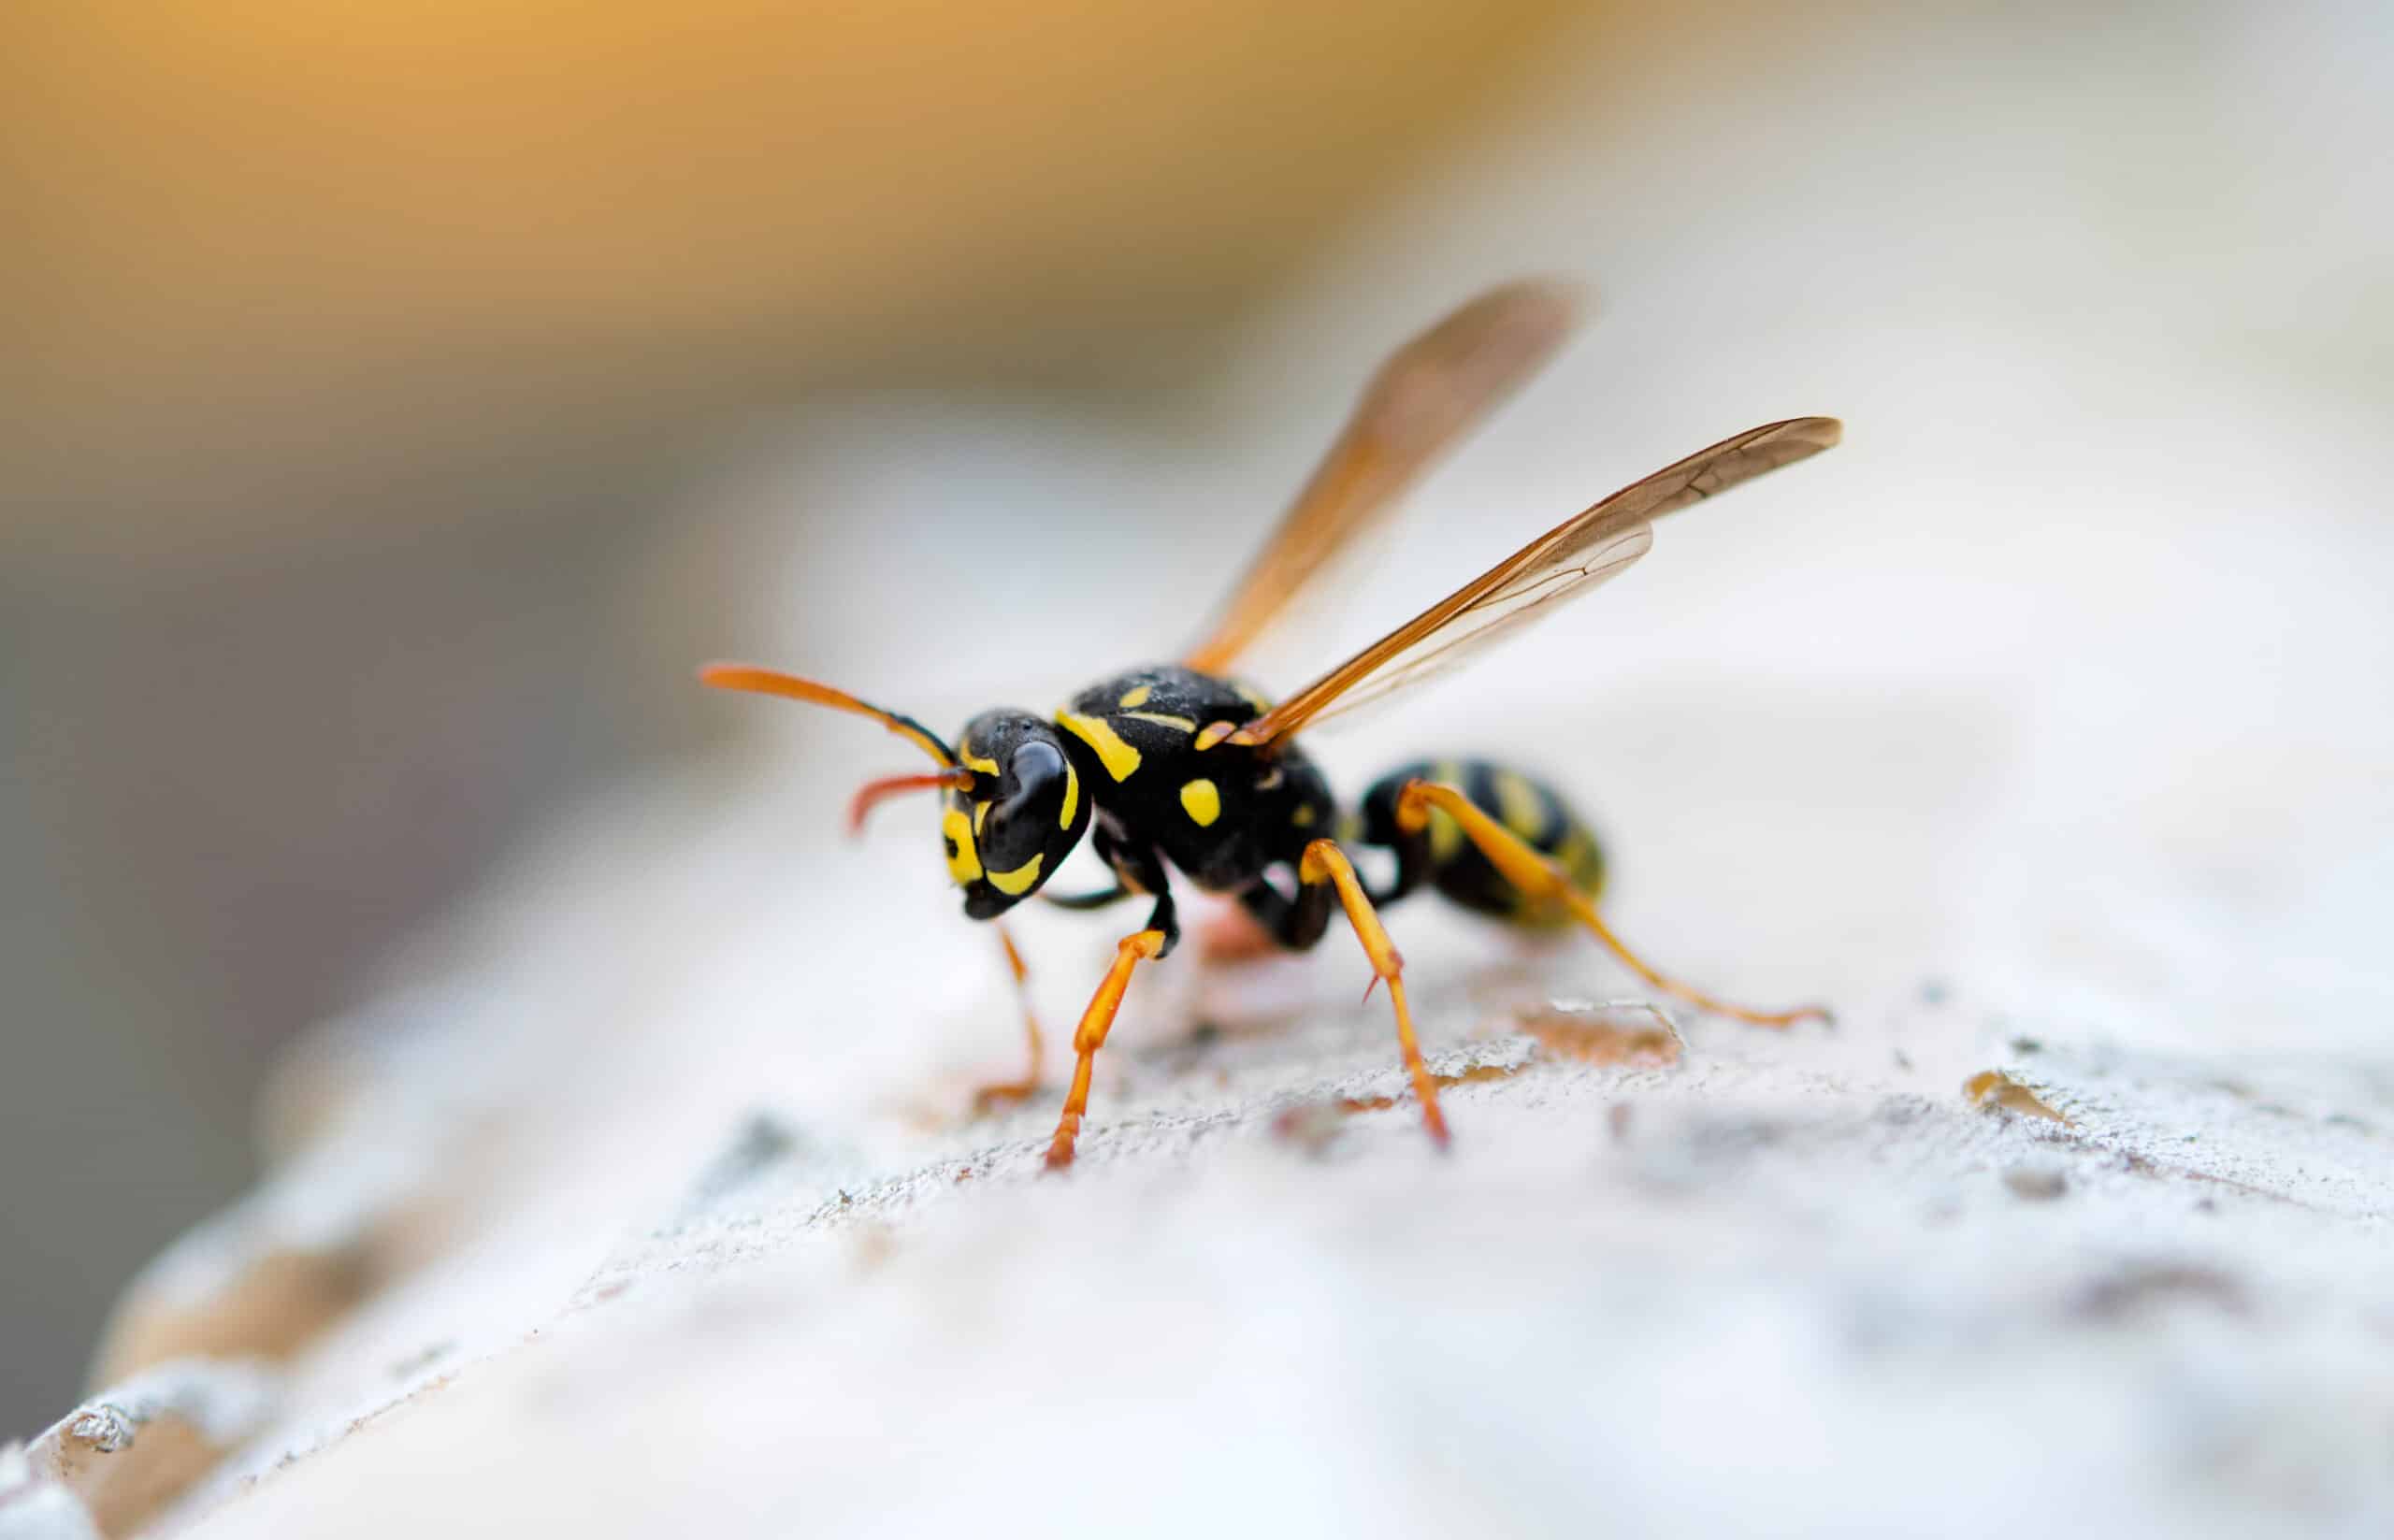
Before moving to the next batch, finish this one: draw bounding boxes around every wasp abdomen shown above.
[1356,757,1606,926]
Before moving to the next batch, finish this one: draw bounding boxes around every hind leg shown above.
[1394,780,1830,1029]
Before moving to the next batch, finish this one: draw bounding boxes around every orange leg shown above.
[1395,780,1831,1029]
[1043,928,1169,1171]
[1298,840,1450,1148]
[972,923,1046,1113]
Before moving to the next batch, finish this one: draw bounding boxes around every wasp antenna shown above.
[846,769,976,836]
[698,661,957,768]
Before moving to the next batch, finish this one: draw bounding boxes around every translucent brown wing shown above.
[1231,416,1841,746]
[1182,279,1585,675]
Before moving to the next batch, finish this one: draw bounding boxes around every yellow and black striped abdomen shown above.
[1356,758,1606,927]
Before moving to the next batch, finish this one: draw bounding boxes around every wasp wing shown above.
[1228,524,1653,743]
[1231,416,1840,745]
[1183,279,1585,675]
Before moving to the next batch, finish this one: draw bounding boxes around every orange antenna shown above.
[698,662,957,768]
[847,769,976,835]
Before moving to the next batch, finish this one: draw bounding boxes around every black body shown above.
[943,662,1608,955]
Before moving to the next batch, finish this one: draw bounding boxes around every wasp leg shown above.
[1044,920,1172,1171]
[1044,834,1177,1171]
[1297,840,1449,1149]
[971,923,1046,1113]
[1394,780,1831,1029]
[1204,864,1329,963]
[1235,863,1332,948]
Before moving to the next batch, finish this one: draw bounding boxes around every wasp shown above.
[702,281,1839,1169]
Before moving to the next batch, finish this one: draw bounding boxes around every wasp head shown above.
[943,710,1090,918]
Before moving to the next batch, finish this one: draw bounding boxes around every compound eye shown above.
[984,739,1064,861]
[1008,740,1064,800]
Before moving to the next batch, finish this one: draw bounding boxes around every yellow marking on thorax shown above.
[1059,759,1079,828]
[1117,684,1153,708]
[1058,712,1141,780]
[1493,771,1549,842]
[1180,778,1221,827]
[1121,711,1198,733]
[1291,804,1316,828]
[987,852,1044,896]
[942,805,983,885]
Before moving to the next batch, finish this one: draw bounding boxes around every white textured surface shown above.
[151,911,2394,1539]
[137,639,2394,1536]
[0,1446,103,1540]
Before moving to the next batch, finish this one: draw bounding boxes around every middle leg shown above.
[1296,839,1449,1148]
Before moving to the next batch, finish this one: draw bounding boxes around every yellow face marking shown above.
[1117,684,1153,708]
[1494,771,1549,842]
[973,799,990,836]
[987,852,1045,896]
[1121,711,1198,733]
[1427,761,1466,861]
[1058,758,1079,829]
[1058,712,1141,781]
[942,805,983,885]
[1180,778,1221,827]
[1194,721,1237,751]
[1291,804,1316,828]
[963,753,1001,778]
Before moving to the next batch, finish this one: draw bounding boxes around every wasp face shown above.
[944,711,1090,918]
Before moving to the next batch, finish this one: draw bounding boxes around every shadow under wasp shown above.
[702,280,1840,1169]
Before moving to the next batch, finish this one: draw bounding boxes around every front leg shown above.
[969,923,1046,1114]
[1084,820,1180,955]
[1044,838,1178,1171]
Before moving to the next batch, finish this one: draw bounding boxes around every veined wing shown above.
[1231,416,1840,745]
[1183,279,1585,675]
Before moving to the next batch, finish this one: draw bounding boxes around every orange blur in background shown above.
[4,0,1579,1428]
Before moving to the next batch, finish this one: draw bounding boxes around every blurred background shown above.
[4,0,2387,1434]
